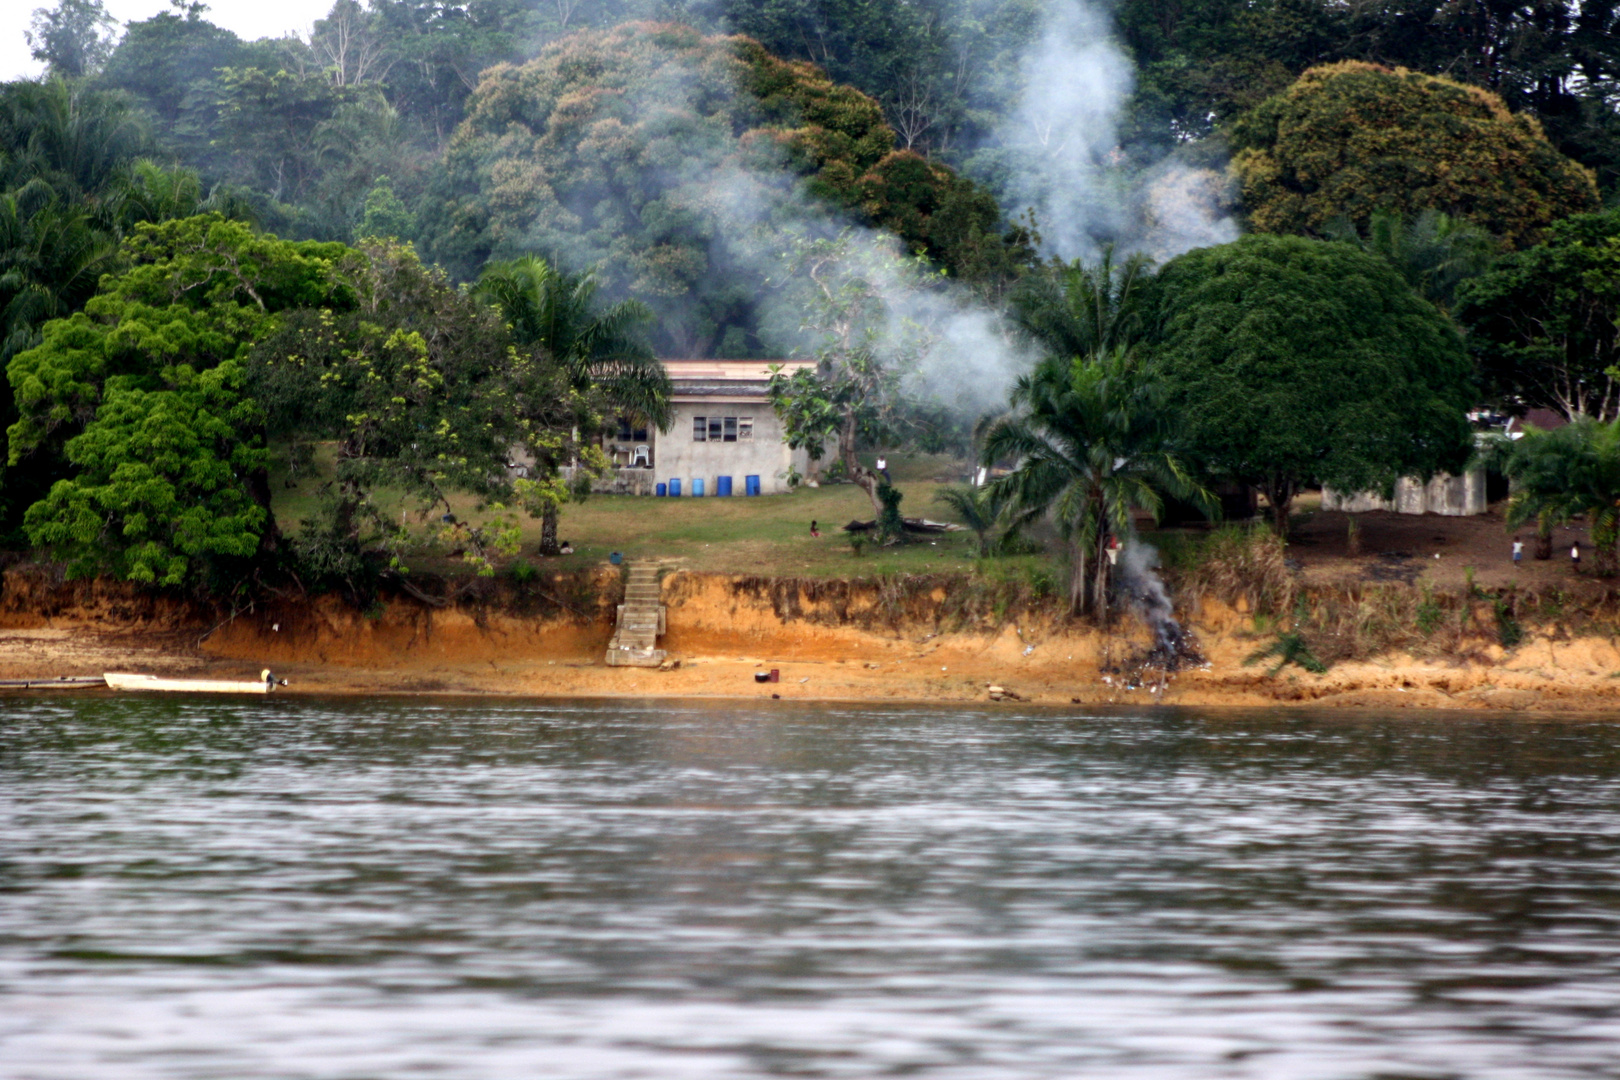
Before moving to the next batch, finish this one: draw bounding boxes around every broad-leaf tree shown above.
[1230,61,1601,248]
[248,239,525,585]
[23,361,268,588]
[766,231,931,528]
[8,214,351,580]
[1456,208,1620,421]
[1150,233,1476,536]
[423,21,1019,354]
[26,0,119,79]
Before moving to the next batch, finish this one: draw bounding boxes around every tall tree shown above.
[1009,243,1154,360]
[26,0,120,79]
[1456,208,1620,421]
[979,346,1207,618]
[1230,61,1602,247]
[766,231,932,525]
[423,21,1020,353]
[473,254,669,555]
[1150,234,1476,536]
[1322,209,1498,314]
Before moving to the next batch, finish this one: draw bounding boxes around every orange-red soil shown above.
[2,567,1618,713]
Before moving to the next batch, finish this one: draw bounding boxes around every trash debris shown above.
[987,685,1024,702]
[799,677,809,683]
[1022,645,1035,656]
[659,658,682,671]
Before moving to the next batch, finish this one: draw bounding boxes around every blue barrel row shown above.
[657,475,761,496]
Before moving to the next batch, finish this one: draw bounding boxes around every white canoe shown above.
[104,672,272,694]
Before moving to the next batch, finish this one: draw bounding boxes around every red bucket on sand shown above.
[769,669,780,683]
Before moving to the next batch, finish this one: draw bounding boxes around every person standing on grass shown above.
[1572,539,1582,572]
[1512,538,1524,565]
[875,454,890,484]
[810,520,820,538]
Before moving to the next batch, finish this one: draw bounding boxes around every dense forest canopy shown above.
[3,0,1620,592]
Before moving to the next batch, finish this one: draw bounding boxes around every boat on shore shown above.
[104,670,283,694]
[0,675,109,690]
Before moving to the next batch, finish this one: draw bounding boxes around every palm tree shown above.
[934,483,1010,558]
[1008,242,1154,360]
[1494,417,1620,575]
[473,256,670,554]
[1324,209,1496,313]
[979,347,1211,619]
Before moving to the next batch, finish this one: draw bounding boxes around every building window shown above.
[616,416,648,442]
[694,415,752,443]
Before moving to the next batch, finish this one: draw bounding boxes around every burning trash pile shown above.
[1101,541,1206,694]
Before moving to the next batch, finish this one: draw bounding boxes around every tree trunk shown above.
[1535,514,1553,560]
[1094,534,1111,626]
[1069,537,1089,617]
[246,465,281,557]
[1262,477,1295,538]
[538,503,560,556]
[839,414,885,519]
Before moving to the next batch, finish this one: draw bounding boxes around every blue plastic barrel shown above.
[668,478,681,497]
[691,478,705,497]
[717,475,733,496]
[745,474,760,496]
[655,482,667,497]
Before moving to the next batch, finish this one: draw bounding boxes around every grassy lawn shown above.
[267,448,1064,580]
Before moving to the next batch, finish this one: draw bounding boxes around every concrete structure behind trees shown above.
[1321,469,1487,516]
[585,359,819,496]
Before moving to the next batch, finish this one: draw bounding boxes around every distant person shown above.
[1572,540,1581,572]
[810,520,820,538]
[875,455,890,484]
[1512,538,1524,565]
[559,540,575,555]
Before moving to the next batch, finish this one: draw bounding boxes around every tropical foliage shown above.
[473,254,668,554]
[979,347,1207,618]
[1149,234,1476,535]
[1230,62,1601,248]
[1491,418,1620,576]
[1456,209,1620,422]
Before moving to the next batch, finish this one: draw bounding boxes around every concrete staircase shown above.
[605,561,667,667]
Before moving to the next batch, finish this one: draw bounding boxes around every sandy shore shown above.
[5,611,1620,713]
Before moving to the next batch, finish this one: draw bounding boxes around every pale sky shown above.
[3,0,340,82]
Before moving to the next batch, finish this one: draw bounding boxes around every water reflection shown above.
[4,697,1620,1077]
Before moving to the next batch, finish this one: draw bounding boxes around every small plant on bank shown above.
[1415,587,1443,636]
[1494,597,1525,648]
[1245,600,1329,675]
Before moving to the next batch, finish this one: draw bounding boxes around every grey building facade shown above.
[588,359,818,496]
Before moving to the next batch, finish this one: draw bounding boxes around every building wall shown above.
[654,400,808,495]
[1321,469,1487,516]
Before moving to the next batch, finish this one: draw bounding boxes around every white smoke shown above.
[985,0,1238,263]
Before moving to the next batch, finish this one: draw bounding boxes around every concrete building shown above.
[1321,470,1488,516]
[588,359,818,496]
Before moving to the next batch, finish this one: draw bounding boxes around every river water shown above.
[4,697,1620,1079]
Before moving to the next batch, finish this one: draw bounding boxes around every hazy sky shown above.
[4,0,338,81]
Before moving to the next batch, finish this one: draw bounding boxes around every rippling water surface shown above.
[5,697,1620,1078]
